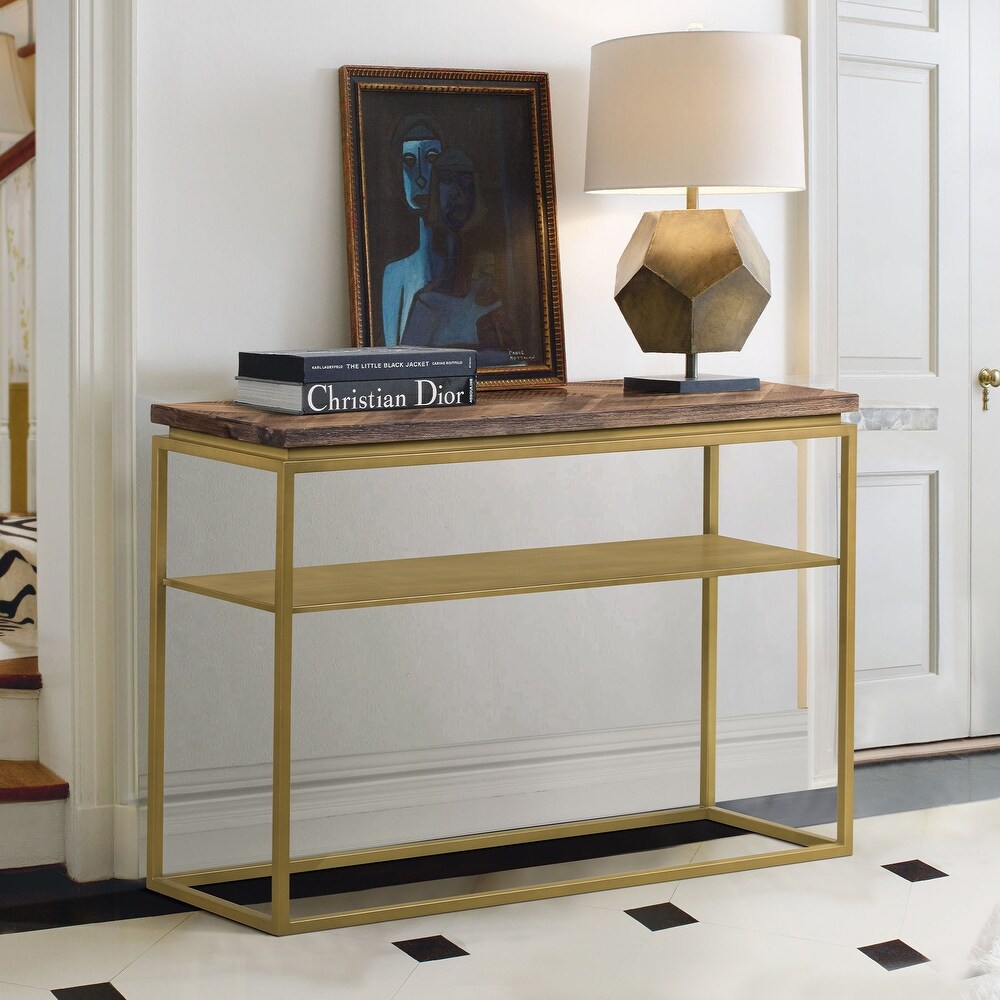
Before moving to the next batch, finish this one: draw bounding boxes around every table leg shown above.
[146,438,169,883]
[700,445,720,808]
[271,464,296,930]
[837,426,857,849]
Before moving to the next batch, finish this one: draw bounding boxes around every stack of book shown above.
[235,347,477,415]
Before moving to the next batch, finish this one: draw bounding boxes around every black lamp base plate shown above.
[623,374,762,395]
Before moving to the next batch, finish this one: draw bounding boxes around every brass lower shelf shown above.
[164,534,838,613]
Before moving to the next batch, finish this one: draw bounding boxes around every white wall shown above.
[134,0,814,868]
[135,0,807,389]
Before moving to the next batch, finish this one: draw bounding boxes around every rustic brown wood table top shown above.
[150,381,859,450]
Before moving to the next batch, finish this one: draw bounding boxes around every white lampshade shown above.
[0,33,32,141]
[585,30,805,195]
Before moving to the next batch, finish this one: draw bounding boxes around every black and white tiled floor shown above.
[4,753,1000,999]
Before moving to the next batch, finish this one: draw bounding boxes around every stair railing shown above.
[0,131,35,513]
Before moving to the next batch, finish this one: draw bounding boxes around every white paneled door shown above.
[835,0,1000,747]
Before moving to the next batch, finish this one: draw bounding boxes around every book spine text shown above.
[301,377,475,413]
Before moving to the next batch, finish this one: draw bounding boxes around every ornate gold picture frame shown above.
[340,66,566,389]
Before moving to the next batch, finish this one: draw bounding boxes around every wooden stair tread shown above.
[0,760,68,802]
[0,656,40,690]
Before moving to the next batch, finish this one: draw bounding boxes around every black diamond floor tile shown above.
[625,901,698,932]
[882,859,948,882]
[51,984,126,999]
[393,934,469,962]
[859,939,931,971]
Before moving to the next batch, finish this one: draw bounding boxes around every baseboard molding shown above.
[66,801,114,882]
[855,735,1000,764]
[58,803,141,880]
[114,803,141,879]
[140,712,809,874]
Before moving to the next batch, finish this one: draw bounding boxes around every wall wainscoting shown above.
[138,711,809,874]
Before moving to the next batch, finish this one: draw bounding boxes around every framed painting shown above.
[340,66,566,389]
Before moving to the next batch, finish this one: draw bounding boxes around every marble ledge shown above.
[844,405,938,431]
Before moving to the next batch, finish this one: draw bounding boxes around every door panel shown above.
[855,472,936,683]
[839,1,936,31]
[839,57,937,376]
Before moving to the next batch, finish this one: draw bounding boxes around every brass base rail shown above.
[151,804,848,934]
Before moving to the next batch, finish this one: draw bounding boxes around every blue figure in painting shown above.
[400,148,512,356]
[381,115,444,346]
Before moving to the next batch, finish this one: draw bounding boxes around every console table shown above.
[148,381,859,936]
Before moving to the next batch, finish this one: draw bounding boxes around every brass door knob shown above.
[980,368,1000,410]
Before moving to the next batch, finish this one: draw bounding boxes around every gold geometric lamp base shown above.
[616,209,771,394]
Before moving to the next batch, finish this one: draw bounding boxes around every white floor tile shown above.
[391,896,648,1000]
[562,877,682,913]
[920,799,1000,876]
[690,832,788,861]
[900,861,1000,980]
[0,912,191,990]
[670,851,911,948]
[321,909,461,946]
[475,842,697,912]
[0,982,52,1000]
[808,807,930,865]
[112,911,416,1000]
[886,799,1000,981]
[245,873,480,932]
[605,920,957,1000]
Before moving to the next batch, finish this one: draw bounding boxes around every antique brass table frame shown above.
[147,413,857,935]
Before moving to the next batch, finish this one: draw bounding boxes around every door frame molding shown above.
[36,0,137,880]
[805,0,841,783]
[969,0,1000,736]
[807,0,840,385]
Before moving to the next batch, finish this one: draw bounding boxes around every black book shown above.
[238,347,477,383]
[235,375,476,415]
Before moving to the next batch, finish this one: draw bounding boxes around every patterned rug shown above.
[0,514,36,628]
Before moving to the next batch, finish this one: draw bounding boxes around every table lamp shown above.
[585,29,805,393]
